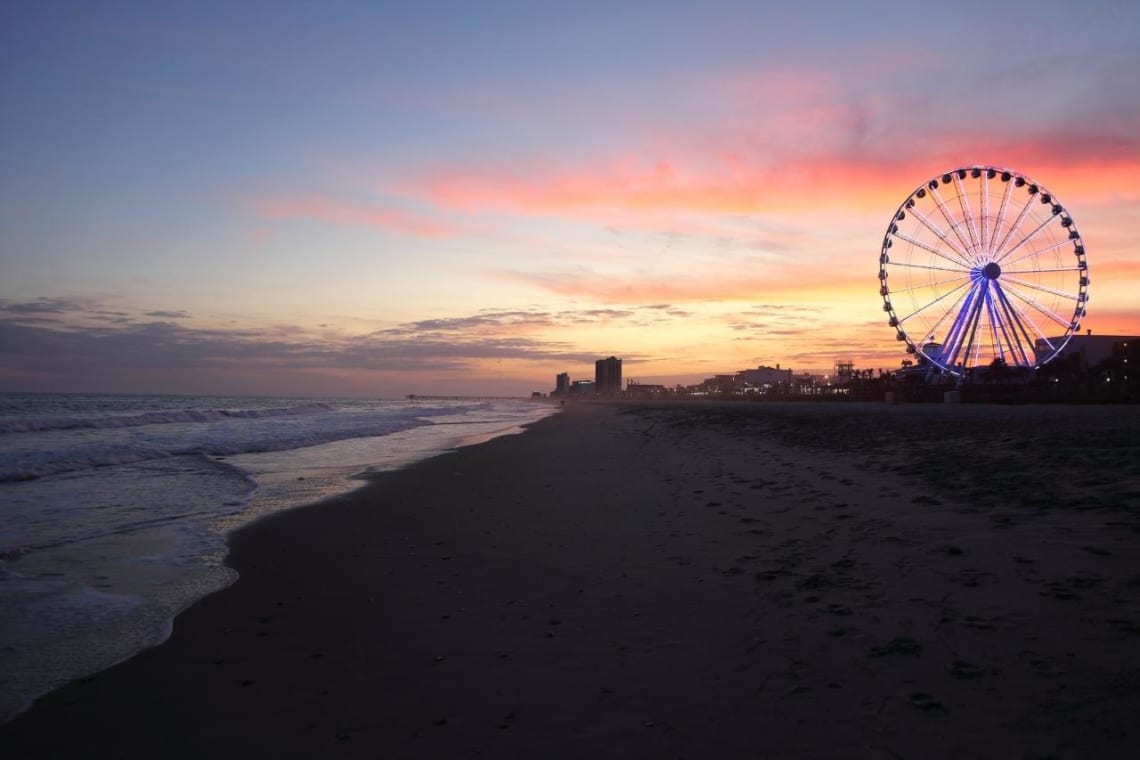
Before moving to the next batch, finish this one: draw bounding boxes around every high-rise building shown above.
[554,372,570,396]
[595,356,622,396]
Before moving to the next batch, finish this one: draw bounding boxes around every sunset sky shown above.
[2,1,1138,397]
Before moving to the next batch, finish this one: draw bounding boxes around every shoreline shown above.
[0,400,555,727]
[3,402,1139,758]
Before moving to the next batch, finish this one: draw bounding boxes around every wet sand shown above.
[2,401,1139,758]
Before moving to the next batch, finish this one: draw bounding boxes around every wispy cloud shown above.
[0,297,93,315]
[251,193,457,238]
[396,129,1140,226]
[239,60,1140,264]
[0,298,671,390]
[488,264,872,304]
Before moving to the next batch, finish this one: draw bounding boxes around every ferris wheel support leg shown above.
[1001,282,1070,350]
[984,288,1010,363]
[958,283,990,370]
[941,281,982,369]
[993,282,1038,366]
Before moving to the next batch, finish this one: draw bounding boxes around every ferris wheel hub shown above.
[982,262,1002,280]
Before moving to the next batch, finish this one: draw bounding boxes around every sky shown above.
[2,1,1138,397]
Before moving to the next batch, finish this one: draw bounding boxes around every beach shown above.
[2,400,1139,758]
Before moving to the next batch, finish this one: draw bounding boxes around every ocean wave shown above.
[0,402,339,435]
[0,404,471,482]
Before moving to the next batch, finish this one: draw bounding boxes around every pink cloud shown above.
[247,60,1140,310]
[400,123,1140,223]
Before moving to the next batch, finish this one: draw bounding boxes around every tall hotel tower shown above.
[595,356,622,397]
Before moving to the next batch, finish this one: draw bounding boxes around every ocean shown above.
[0,393,556,722]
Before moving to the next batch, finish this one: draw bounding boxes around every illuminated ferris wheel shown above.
[878,165,1089,375]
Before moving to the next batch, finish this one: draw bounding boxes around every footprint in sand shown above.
[1040,581,1080,600]
[1107,619,1140,635]
[946,660,986,679]
[908,692,948,715]
[869,636,922,657]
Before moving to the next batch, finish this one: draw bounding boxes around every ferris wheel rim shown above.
[878,165,1089,376]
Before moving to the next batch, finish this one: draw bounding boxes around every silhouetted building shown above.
[553,372,570,396]
[741,364,792,388]
[595,356,622,396]
[702,374,743,394]
[627,382,667,399]
[1036,333,1139,369]
[570,380,594,396]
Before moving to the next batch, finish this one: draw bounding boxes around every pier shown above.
[405,394,534,401]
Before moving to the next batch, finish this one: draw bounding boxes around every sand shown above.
[2,400,1139,759]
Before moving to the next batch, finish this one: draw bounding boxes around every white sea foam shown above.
[0,401,468,481]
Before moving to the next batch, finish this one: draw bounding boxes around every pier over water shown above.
[406,394,534,402]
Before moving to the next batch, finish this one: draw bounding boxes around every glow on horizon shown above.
[2,2,1139,397]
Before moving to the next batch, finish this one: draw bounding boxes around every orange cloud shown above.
[255,61,1140,253]
[490,262,874,305]
[401,129,1140,224]
[1093,258,1140,278]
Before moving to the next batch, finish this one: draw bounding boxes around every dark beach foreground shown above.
[3,401,1139,759]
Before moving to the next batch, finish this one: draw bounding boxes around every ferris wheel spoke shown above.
[992,282,1038,365]
[1003,240,1071,270]
[1027,324,1060,356]
[1001,274,1077,302]
[990,177,1015,254]
[1001,265,1081,275]
[1001,237,1074,268]
[895,222,973,269]
[911,280,975,359]
[888,273,972,297]
[890,260,975,274]
[996,282,1060,357]
[952,173,982,252]
[929,185,977,260]
[996,214,1056,264]
[1000,281,1075,330]
[938,280,985,368]
[980,172,991,251]
[991,193,1035,258]
[1000,283,1074,332]
[897,277,973,324]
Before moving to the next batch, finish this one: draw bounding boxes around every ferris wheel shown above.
[879,165,1089,375]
